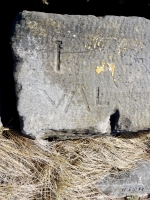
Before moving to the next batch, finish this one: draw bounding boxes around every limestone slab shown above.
[11,11,150,139]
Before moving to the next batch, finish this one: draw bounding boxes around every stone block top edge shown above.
[16,10,150,22]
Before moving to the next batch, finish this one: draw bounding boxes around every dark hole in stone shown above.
[110,109,120,135]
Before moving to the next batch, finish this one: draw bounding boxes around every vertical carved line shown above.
[56,41,62,71]
[96,87,99,105]
[80,87,90,112]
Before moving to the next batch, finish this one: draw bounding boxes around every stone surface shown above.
[95,161,150,199]
[11,11,150,139]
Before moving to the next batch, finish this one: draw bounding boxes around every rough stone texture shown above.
[95,161,150,199]
[11,11,150,139]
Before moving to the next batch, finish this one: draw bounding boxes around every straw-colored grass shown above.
[42,0,49,5]
[0,126,150,200]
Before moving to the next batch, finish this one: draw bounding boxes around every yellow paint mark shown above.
[107,63,116,77]
[97,42,100,46]
[95,61,116,81]
[95,61,105,74]
[88,46,91,50]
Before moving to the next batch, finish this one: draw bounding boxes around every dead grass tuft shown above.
[42,0,49,5]
[0,127,150,200]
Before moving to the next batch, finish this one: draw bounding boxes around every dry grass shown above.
[42,0,49,5]
[0,127,150,200]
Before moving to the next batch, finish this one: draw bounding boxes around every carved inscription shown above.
[96,87,109,106]
[55,40,62,71]
[96,87,100,105]
[111,184,150,194]
[13,11,150,139]
[43,90,66,108]
[43,86,90,113]
[64,86,90,113]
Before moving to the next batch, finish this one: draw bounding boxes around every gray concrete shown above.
[95,161,150,198]
[11,11,150,139]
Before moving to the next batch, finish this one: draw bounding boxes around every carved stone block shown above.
[11,11,150,139]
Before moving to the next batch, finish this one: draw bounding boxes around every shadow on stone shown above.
[0,42,20,130]
[110,109,120,136]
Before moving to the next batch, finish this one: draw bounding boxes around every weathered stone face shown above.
[12,11,150,139]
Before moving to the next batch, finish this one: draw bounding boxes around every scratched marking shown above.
[55,40,62,71]
[64,91,75,113]
[80,87,90,112]
[135,58,143,64]
[96,87,109,106]
[42,86,90,113]
[43,90,66,108]
[64,86,90,113]
[96,87,100,105]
